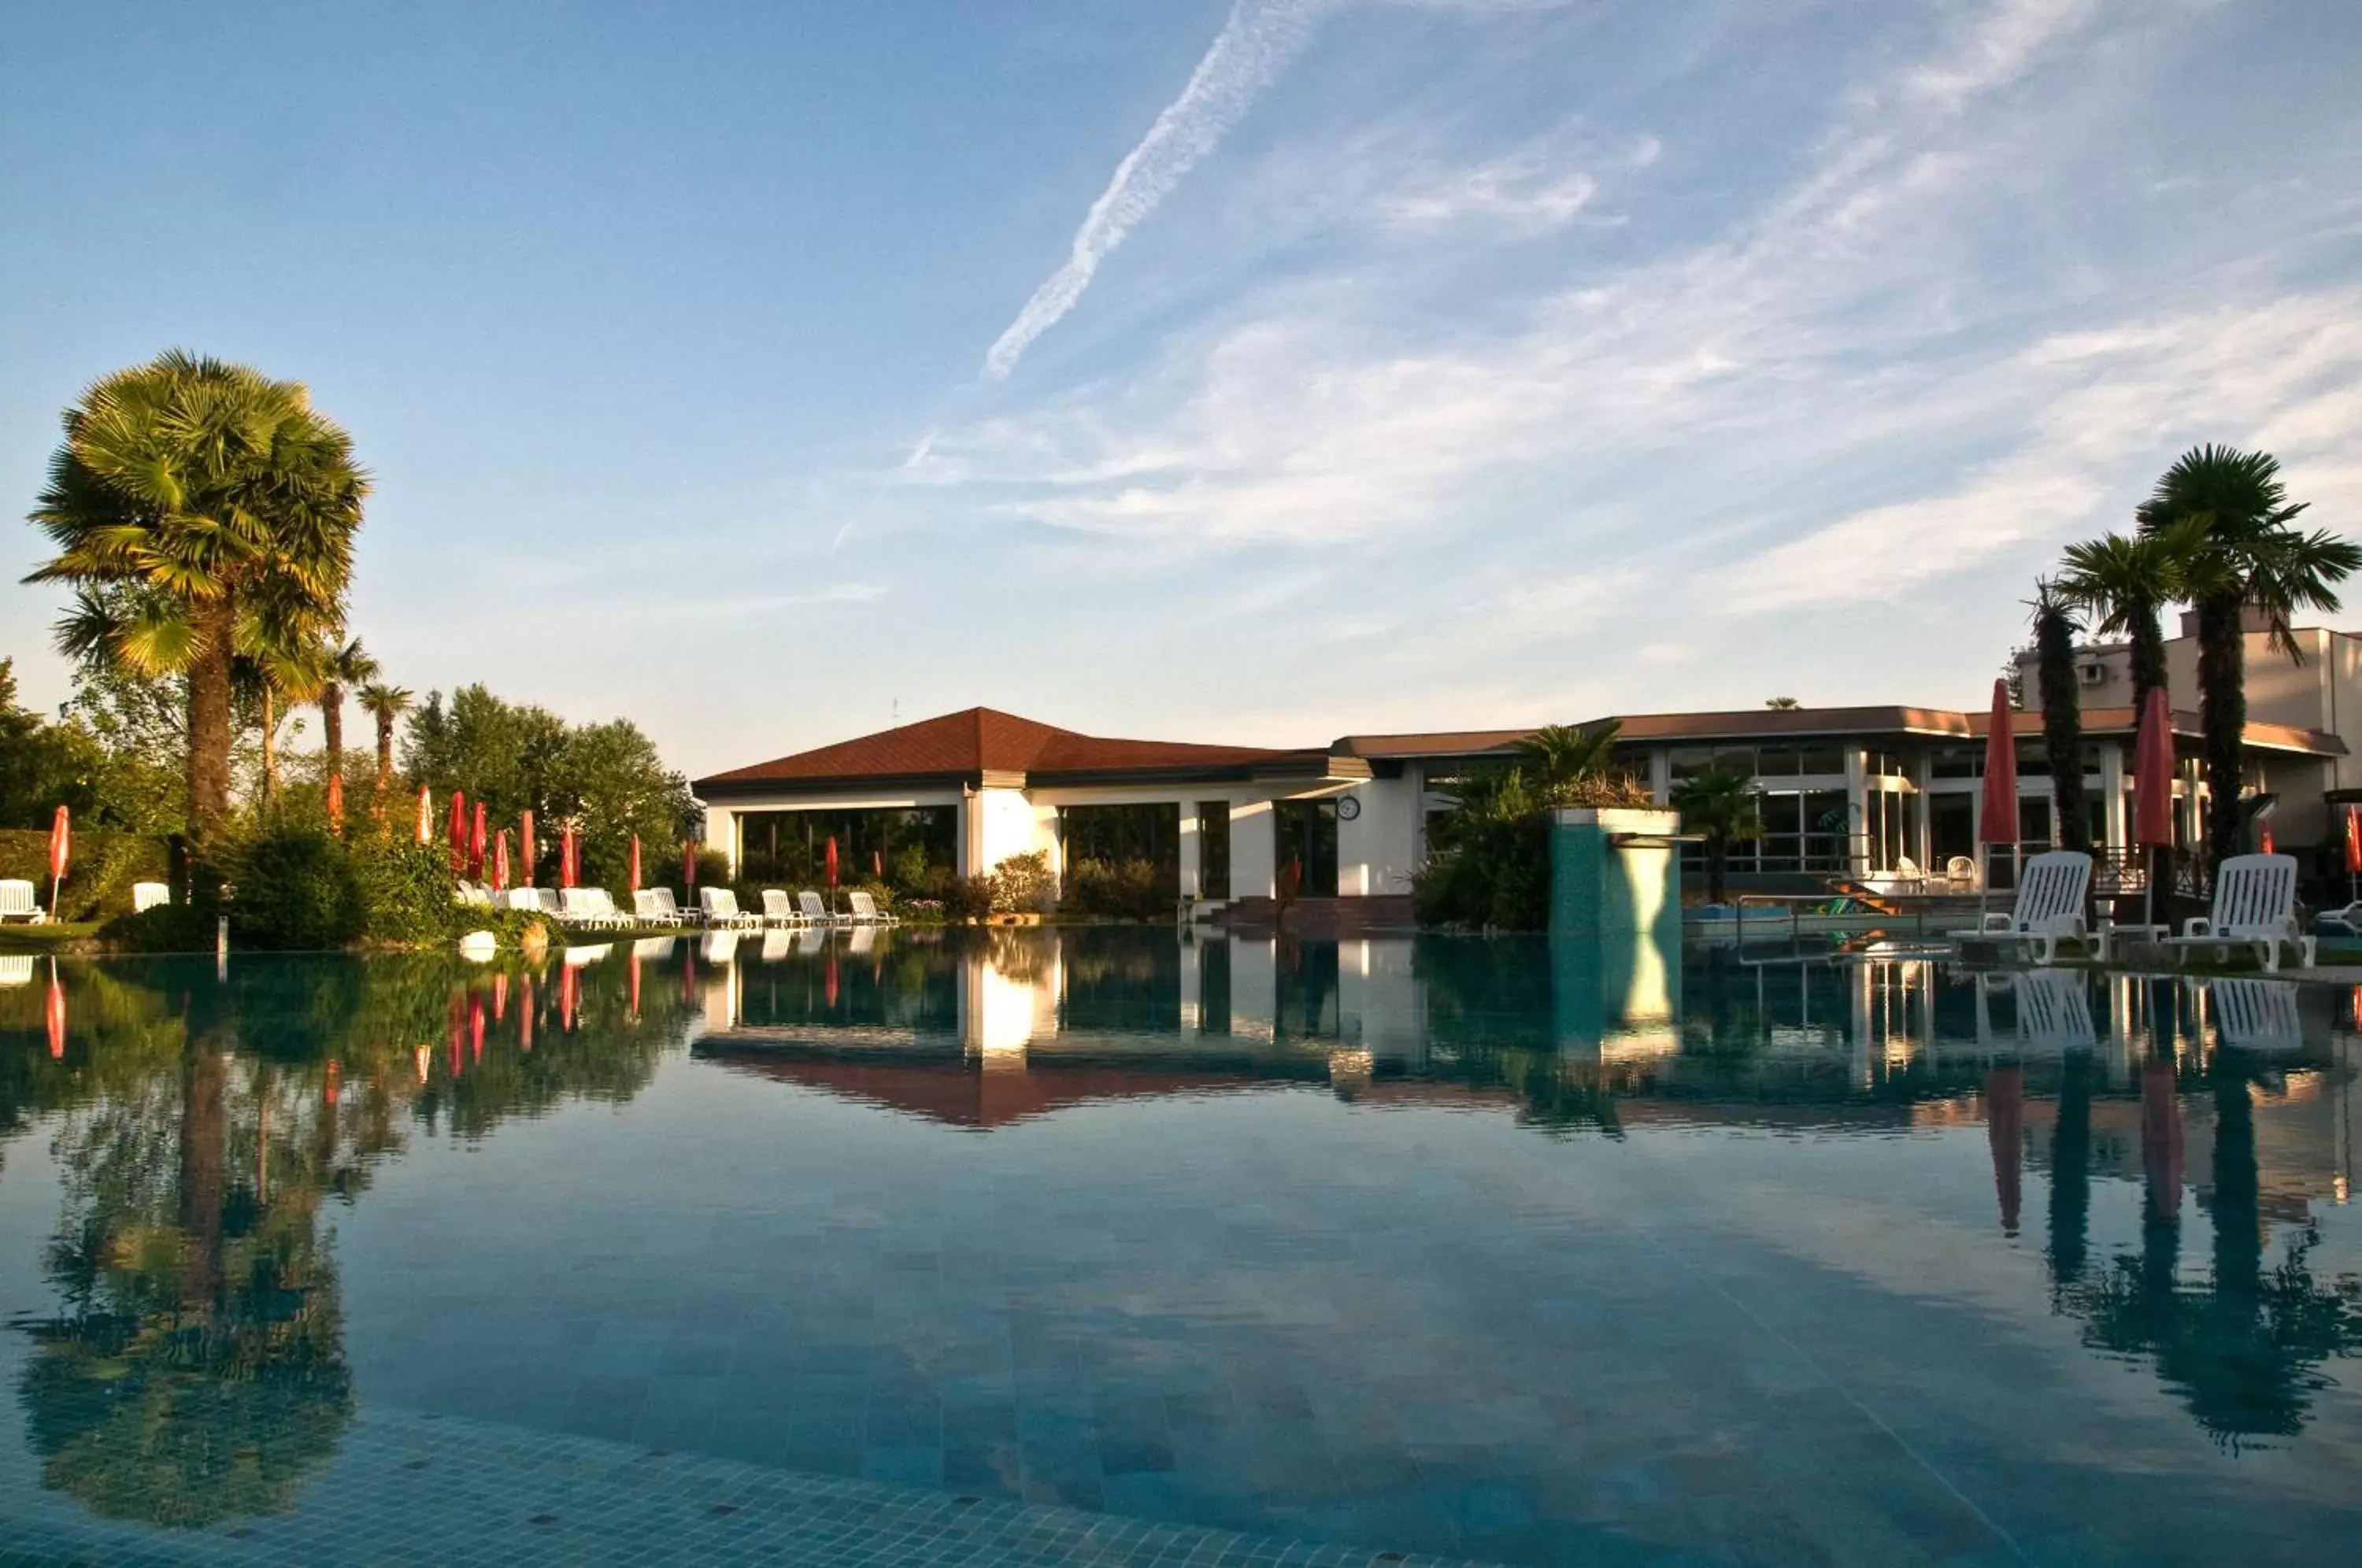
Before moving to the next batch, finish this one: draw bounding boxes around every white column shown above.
[2101,741,2126,853]
[703,805,739,874]
[1232,799,1278,900]
[1844,748,1868,874]
[1179,809,1201,898]
[1648,748,1672,806]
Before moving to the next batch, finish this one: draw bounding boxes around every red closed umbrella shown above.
[561,823,579,889]
[683,840,698,890]
[520,811,537,886]
[2345,806,2361,876]
[46,805,69,919]
[629,834,642,895]
[493,830,512,893]
[447,790,468,876]
[1976,679,2020,904]
[416,786,432,845]
[46,960,65,1060]
[826,835,839,897]
[470,802,487,880]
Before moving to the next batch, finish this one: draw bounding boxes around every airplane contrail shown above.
[982,0,1335,380]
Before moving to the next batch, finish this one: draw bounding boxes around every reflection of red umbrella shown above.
[521,811,537,886]
[520,974,535,1051]
[2133,687,2175,925]
[470,802,487,879]
[448,790,468,875]
[561,960,579,1031]
[46,805,70,919]
[447,993,465,1077]
[1986,1065,2023,1233]
[324,1060,340,1106]
[2141,1059,2182,1223]
[825,945,839,1008]
[416,786,433,845]
[46,961,66,1059]
[1977,680,2019,904]
[683,945,696,1002]
[470,995,486,1060]
[629,948,642,1018]
[629,834,641,895]
[326,771,345,834]
[494,830,512,894]
[494,971,509,1023]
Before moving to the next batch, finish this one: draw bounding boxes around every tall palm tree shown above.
[2031,582,2090,853]
[2138,446,2361,863]
[24,352,368,841]
[315,637,379,792]
[1672,767,1761,905]
[357,682,412,790]
[2055,527,2192,717]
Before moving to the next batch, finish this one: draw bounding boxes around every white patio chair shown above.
[571,888,634,929]
[132,881,170,912]
[846,890,898,926]
[2206,977,2307,1052]
[503,886,544,915]
[699,887,763,930]
[0,880,45,924]
[636,886,691,926]
[1945,856,1978,889]
[1949,849,2091,964]
[2167,854,2316,973]
[760,889,806,928]
[798,889,847,925]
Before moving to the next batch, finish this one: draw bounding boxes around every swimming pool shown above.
[0,930,2356,1564]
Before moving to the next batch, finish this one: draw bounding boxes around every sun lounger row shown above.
[453,882,898,931]
[1953,850,2316,971]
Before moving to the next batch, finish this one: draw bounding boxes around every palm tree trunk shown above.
[186,597,236,839]
[376,716,395,786]
[1708,839,1727,904]
[2197,595,2247,865]
[260,685,278,798]
[321,682,344,785]
[2035,595,2090,853]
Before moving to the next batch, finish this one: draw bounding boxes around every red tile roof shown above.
[696,706,1334,792]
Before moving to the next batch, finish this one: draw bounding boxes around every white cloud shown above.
[1377,153,1597,235]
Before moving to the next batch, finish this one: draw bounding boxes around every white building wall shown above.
[1231,799,1277,900]
[1336,776,1420,897]
[977,786,1048,875]
[703,804,738,871]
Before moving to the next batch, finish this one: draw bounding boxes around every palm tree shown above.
[1514,720,1623,791]
[357,682,412,790]
[2056,527,2191,717]
[2031,582,2090,853]
[1764,697,1801,710]
[24,353,368,842]
[2138,446,2361,864]
[315,637,379,792]
[1673,767,1762,904]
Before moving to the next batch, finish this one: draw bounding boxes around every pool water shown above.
[0,930,2357,1565]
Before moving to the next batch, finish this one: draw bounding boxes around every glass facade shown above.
[738,807,955,889]
[1059,804,1183,900]
[1197,801,1231,900]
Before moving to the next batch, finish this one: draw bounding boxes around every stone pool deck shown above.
[0,1407,1494,1567]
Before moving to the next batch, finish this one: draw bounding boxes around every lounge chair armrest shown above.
[1977,913,2012,933]
[2181,917,2214,939]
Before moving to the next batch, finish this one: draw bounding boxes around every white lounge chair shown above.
[1,879,49,925]
[2167,854,2316,974]
[562,888,630,929]
[798,889,846,925]
[760,889,807,928]
[699,887,763,930]
[2206,977,2307,1052]
[2314,900,2362,937]
[132,881,170,912]
[1949,850,2091,964]
[635,887,687,926]
[846,890,898,926]
[505,886,559,917]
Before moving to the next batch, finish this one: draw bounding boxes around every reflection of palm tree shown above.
[2045,1052,2091,1295]
[2063,1053,2362,1448]
[18,1014,353,1525]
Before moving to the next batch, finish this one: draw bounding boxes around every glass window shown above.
[1712,747,1755,776]
[1759,793,1803,834]
[1668,747,1716,780]
[1797,746,1845,775]
[1755,748,1800,777]
[1198,801,1231,900]
[1931,747,1982,779]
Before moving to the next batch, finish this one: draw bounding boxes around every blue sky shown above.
[6,0,2361,776]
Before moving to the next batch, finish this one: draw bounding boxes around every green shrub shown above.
[989,851,1055,915]
[0,827,170,923]
[98,902,218,954]
[222,823,365,950]
[350,832,458,945]
[1064,857,1172,920]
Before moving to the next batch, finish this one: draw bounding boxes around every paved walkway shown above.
[0,1407,1496,1568]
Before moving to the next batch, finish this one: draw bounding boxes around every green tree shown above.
[0,658,102,827]
[24,353,369,846]
[2031,582,2090,854]
[2056,527,2191,718]
[57,656,191,834]
[357,682,412,791]
[315,637,378,793]
[1513,721,1624,792]
[2138,446,2361,863]
[1672,766,1762,904]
